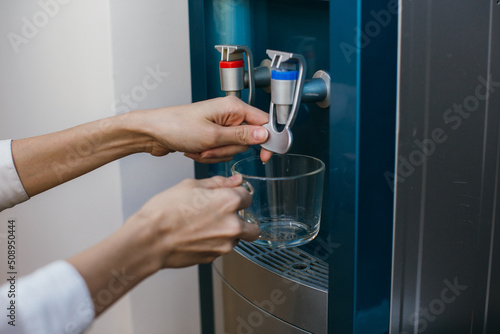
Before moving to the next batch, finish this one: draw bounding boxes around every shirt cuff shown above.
[0,140,29,211]
[13,261,95,333]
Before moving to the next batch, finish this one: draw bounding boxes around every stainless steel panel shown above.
[213,241,327,334]
[483,2,500,333]
[391,0,500,333]
[213,268,312,334]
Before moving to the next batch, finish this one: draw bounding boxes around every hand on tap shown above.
[130,96,272,163]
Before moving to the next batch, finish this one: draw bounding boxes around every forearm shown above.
[12,114,153,196]
[9,98,270,197]
[67,217,160,316]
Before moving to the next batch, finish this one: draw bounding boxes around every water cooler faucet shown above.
[215,45,256,105]
[261,50,306,154]
[261,50,331,154]
[215,45,330,154]
[215,45,274,106]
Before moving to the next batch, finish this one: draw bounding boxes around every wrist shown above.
[119,109,174,156]
[119,211,165,275]
[115,217,163,277]
[103,112,157,156]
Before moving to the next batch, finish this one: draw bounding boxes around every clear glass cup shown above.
[232,154,325,248]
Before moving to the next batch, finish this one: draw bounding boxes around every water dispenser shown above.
[189,0,500,333]
[188,0,397,333]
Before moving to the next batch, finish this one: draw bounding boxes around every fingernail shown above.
[200,152,212,159]
[253,128,268,142]
[229,174,243,185]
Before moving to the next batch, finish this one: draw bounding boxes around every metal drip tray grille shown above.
[235,241,328,290]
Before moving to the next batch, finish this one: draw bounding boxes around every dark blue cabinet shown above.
[189,1,397,333]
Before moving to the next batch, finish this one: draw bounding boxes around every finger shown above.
[195,174,243,189]
[184,153,235,164]
[238,218,260,242]
[199,145,250,160]
[231,97,270,126]
[218,96,270,126]
[260,148,273,163]
[209,186,252,215]
[231,186,252,210]
[215,124,269,147]
[184,152,203,161]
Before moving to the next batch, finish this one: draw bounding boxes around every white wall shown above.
[0,0,198,333]
[108,1,200,333]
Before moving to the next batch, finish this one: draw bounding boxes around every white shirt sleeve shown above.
[0,260,95,334]
[0,140,29,212]
[0,141,95,332]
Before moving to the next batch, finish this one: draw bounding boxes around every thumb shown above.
[217,125,269,146]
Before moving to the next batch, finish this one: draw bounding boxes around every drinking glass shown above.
[232,154,325,248]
